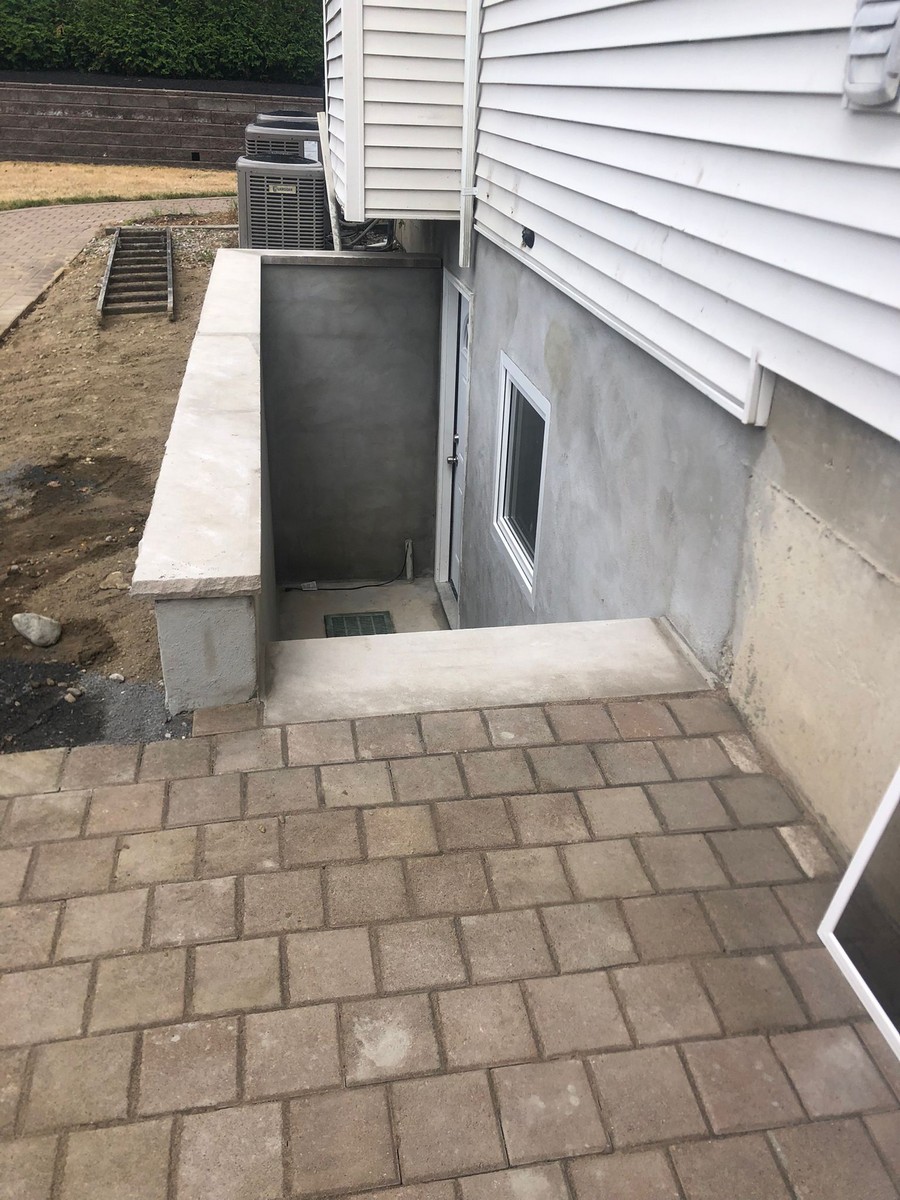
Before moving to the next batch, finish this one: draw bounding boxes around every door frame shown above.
[434,270,474,589]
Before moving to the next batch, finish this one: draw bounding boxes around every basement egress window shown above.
[494,354,550,591]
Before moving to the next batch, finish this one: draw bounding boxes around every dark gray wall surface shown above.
[447,233,763,668]
[262,259,441,583]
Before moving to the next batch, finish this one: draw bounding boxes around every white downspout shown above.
[459,0,482,269]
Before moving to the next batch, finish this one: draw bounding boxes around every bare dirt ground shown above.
[0,219,237,749]
[0,160,236,209]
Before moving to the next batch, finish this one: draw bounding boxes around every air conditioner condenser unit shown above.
[237,157,328,250]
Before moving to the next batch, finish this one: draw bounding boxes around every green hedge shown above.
[0,0,323,84]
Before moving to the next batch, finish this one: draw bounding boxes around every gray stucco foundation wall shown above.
[155,597,257,714]
[452,235,761,668]
[261,259,441,583]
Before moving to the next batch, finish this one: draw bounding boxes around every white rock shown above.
[12,613,62,647]
[109,672,125,682]
[99,571,129,591]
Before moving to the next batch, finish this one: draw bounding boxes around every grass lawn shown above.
[0,161,236,211]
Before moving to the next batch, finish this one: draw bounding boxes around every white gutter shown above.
[459,0,482,269]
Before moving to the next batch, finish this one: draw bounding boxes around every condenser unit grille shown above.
[246,134,305,158]
[245,171,328,250]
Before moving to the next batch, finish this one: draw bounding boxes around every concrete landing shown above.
[263,617,711,725]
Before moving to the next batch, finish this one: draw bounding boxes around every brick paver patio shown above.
[0,692,897,1199]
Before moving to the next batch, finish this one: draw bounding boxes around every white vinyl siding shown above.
[475,0,900,438]
[324,0,466,221]
[324,0,349,210]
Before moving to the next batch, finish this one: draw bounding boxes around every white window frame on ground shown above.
[493,353,551,595]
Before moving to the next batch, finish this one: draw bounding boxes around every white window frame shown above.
[492,353,550,595]
[819,761,900,1061]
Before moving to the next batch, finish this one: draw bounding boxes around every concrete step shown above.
[264,617,711,725]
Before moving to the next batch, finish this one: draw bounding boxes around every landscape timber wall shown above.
[0,79,323,170]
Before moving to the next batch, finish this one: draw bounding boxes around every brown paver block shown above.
[290,1086,397,1195]
[671,1133,792,1200]
[245,1005,341,1097]
[545,702,618,743]
[192,701,260,736]
[86,783,164,836]
[508,792,589,843]
[613,962,720,1044]
[393,1071,505,1180]
[0,846,31,902]
[714,775,799,825]
[579,787,662,838]
[364,806,438,857]
[346,1185,455,1200]
[356,714,423,759]
[139,1018,237,1114]
[61,743,138,789]
[708,829,801,885]
[327,859,410,925]
[542,900,637,970]
[0,1048,27,1134]
[648,781,731,832]
[167,775,241,827]
[461,749,535,797]
[342,993,440,1082]
[139,737,211,782]
[150,877,236,947]
[177,1103,283,1200]
[778,823,840,878]
[594,741,670,785]
[61,1118,171,1200]
[192,937,281,1014]
[528,745,604,791]
[866,1111,900,1181]
[525,972,630,1054]
[321,761,394,808]
[390,755,466,803]
[27,837,115,899]
[637,833,728,890]
[287,927,376,1002]
[561,839,653,899]
[701,886,799,950]
[245,765,317,815]
[857,1020,900,1101]
[771,1026,894,1118]
[115,827,196,886]
[56,888,147,959]
[494,1058,608,1163]
[486,847,571,907]
[484,707,553,747]
[0,1137,57,1200]
[287,720,355,766]
[437,982,536,1069]
[407,851,492,915]
[90,949,186,1031]
[0,963,89,1046]
[435,798,515,850]
[696,954,806,1034]
[213,727,283,775]
[2,792,87,845]
[461,910,553,983]
[283,809,361,865]
[24,1032,133,1131]
[770,1118,898,1200]
[589,1045,707,1146]
[461,1164,569,1200]
[243,869,323,935]
[420,709,489,753]
[774,880,835,942]
[569,1150,681,1200]
[667,695,743,736]
[622,893,719,960]
[0,902,58,969]
[609,700,680,740]
[657,737,733,779]
[377,918,467,991]
[200,819,279,876]
[781,946,866,1021]
[0,748,65,798]
[682,1036,803,1133]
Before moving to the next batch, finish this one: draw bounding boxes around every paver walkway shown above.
[0,692,897,1200]
[0,196,231,337]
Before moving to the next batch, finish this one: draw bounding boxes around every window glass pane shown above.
[505,385,545,561]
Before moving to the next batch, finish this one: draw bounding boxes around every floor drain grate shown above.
[324,611,396,638]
